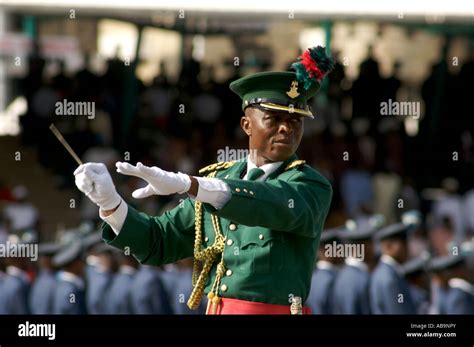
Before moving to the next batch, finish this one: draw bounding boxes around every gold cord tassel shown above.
[187,171,227,311]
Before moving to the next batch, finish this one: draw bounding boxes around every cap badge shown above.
[286,81,300,99]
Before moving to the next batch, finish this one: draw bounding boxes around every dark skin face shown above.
[381,238,409,263]
[240,107,304,166]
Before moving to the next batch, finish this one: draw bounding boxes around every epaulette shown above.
[284,159,306,171]
[198,161,236,175]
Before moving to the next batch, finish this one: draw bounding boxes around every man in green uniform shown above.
[74,46,334,314]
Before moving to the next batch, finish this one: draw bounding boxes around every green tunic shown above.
[102,154,332,305]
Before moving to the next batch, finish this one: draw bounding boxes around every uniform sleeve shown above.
[377,278,417,314]
[203,170,332,238]
[101,198,196,266]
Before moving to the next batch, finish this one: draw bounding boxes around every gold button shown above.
[259,234,264,240]
[226,269,233,277]
[249,191,254,195]
[243,188,248,193]
[204,236,209,242]
[226,239,233,246]
[229,223,237,231]
[235,188,241,192]
[221,284,228,292]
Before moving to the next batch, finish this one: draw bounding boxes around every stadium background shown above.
[0,0,473,315]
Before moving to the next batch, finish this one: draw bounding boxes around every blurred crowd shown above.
[0,43,473,314]
[0,227,205,314]
[307,212,474,315]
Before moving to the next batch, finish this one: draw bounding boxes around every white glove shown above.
[115,161,191,198]
[74,163,122,210]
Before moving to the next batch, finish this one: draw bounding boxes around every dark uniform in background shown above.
[160,260,205,314]
[401,252,431,314]
[370,223,416,314]
[52,241,87,314]
[105,255,137,314]
[0,264,30,314]
[83,231,103,284]
[428,253,474,314]
[129,265,172,314]
[306,228,341,314]
[29,243,61,314]
[332,223,377,314]
[86,243,115,314]
[445,279,474,314]
[0,237,31,314]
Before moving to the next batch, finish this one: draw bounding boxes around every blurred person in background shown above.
[462,187,474,238]
[428,252,474,314]
[401,252,431,314]
[332,220,379,314]
[161,258,205,314]
[370,215,418,314]
[81,231,103,281]
[306,228,343,314]
[351,118,376,170]
[0,236,31,314]
[29,242,61,314]
[372,162,402,225]
[340,151,373,223]
[350,46,384,130]
[444,254,474,314]
[3,186,39,239]
[429,216,455,256]
[52,241,87,314]
[397,177,420,213]
[86,243,117,314]
[129,265,172,314]
[105,254,138,314]
[432,178,465,244]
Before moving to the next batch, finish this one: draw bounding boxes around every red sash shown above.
[207,297,312,315]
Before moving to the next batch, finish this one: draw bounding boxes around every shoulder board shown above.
[284,160,306,171]
[199,161,236,175]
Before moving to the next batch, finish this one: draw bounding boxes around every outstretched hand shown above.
[115,162,191,198]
